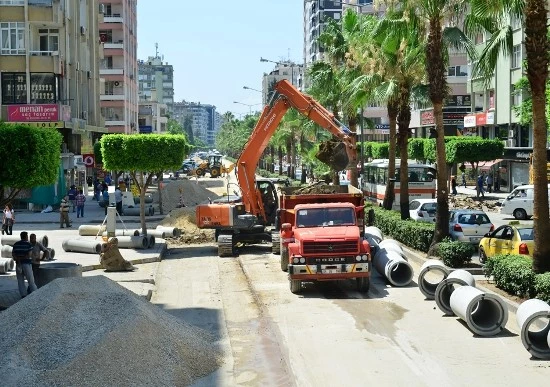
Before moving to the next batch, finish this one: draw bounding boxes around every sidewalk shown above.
[455,185,509,200]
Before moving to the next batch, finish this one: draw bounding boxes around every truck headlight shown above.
[356,255,361,262]
[299,257,305,264]
[362,255,368,261]
[293,257,299,264]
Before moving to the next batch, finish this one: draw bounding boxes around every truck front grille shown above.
[302,241,358,254]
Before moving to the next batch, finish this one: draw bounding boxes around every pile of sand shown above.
[0,276,223,386]
[160,207,215,244]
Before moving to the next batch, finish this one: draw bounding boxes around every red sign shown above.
[476,112,486,126]
[7,104,59,122]
[421,110,434,126]
[83,154,95,167]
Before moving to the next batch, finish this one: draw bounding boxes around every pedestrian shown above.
[29,233,49,284]
[68,185,77,213]
[93,178,100,201]
[76,189,86,218]
[495,171,501,192]
[12,231,37,298]
[477,174,485,198]
[451,176,458,195]
[486,173,494,194]
[102,188,110,215]
[105,174,112,186]
[59,195,71,228]
[115,186,123,215]
[461,172,466,188]
[2,203,15,235]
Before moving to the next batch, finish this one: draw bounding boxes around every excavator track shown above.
[218,233,235,257]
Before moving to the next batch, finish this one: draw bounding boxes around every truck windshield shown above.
[296,207,355,228]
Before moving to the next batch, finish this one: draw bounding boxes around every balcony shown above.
[103,13,123,23]
[104,41,124,49]
[99,68,124,75]
[105,120,126,126]
[29,50,59,56]
[100,93,125,101]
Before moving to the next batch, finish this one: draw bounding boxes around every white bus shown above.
[362,159,436,209]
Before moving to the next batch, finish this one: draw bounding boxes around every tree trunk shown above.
[432,102,450,244]
[270,145,275,173]
[156,171,163,215]
[397,88,411,220]
[348,116,359,188]
[278,146,283,176]
[525,0,550,273]
[383,102,399,210]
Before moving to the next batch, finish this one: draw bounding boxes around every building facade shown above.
[173,101,221,146]
[261,61,304,105]
[303,0,342,67]
[0,0,106,158]
[138,55,174,115]
[98,0,138,134]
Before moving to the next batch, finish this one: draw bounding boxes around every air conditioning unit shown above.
[506,139,515,147]
[99,3,105,14]
[81,111,88,120]
[80,26,86,35]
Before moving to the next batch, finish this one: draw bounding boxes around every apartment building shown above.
[172,101,221,146]
[138,54,174,115]
[303,0,342,67]
[98,0,138,134]
[0,0,105,158]
[261,61,304,105]
[138,100,167,134]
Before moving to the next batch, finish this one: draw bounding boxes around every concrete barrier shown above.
[516,299,550,359]
[418,259,451,300]
[62,239,102,254]
[435,269,475,316]
[450,285,508,336]
[36,262,83,288]
[373,248,413,287]
[1,234,48,247]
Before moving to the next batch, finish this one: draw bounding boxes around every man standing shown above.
[68,185,77,213]
[60,195,71,228]
[477,174,485,198]
[29,233,49,284]
[486,173,494,194]
[115,186,123,215]
[12,231,37,297]
[75,189,86,218]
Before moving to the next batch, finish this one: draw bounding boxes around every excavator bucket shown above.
[316,139,350,171]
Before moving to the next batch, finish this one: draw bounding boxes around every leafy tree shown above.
[0,124,62,207]
[512,75,550,142]
[182,114,194,144]
[100,134,190,233]
[167,118,185,136]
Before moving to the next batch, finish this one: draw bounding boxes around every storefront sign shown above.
[421,110,434,126]
[7,104,59,122]
[464,115,476,128]
[486,111,495,125]
[375,124,390,129]
[445,95,472,107]
[476,112,486,126]
[443,112,467,125]
[7,121,64,128]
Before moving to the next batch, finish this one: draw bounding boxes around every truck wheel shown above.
[271,231,280,255]
[356,277,370,293]
[513,208,527,220]
[290,279,302,294]
[280,243,289,272]
[210,168,220,178]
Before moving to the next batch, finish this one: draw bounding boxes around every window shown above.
[0,0,25,5]
[447,65,468,77]
[511,15,522,30]
[511,85,521,106]
[1,22,25,54]
[1,73,26,104]
[30,73,57,103]
[512,45,521,68]
[38,28,59,53]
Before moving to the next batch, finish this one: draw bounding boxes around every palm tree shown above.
[468,0,550,273]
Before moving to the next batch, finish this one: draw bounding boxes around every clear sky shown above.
[137,0,304,116]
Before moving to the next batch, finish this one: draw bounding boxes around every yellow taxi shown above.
[478,224,534,263]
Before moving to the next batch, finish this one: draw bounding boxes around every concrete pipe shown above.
[109,235,148,249]
[434,269,476,316]
[418,260,451,300]
[134,195,153,204]
[41,248,56,260]
[516,299,550,359]
[0,258,14,274]
[373,249,413,287]
[122,206,153,216]
[378,239,404,255]
[141,229,169,238]
[1,234,48,247]
[1,245,13,258]
[450,286,508,336]
[78,225,106,236]
[62,239,102,254]
[146,234,156,249]
[364,226,383,242]
[101,229,140,237]
[155,226,181,238]
[36,262,83,288]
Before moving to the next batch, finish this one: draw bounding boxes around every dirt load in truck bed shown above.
[293,184,343,195]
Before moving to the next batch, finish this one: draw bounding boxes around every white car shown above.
[409,199,437,222]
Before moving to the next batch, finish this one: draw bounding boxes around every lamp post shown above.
[243,86,262,93]
[233,101,261,114]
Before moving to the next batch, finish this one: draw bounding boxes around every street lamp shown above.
[233,101,261,114]
[243,86,262,93]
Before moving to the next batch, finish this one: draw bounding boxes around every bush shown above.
[437,240,475,268]
[486,254,536,298]
[370,205,434,252]
[534,273,550,303]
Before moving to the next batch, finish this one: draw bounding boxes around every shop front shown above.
[479,148,542,192]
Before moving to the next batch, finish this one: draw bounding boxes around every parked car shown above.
[478,224,534,263]
[179,160,196,174]
[409,199,437,222]
[449,209,494,244]
[499,184,550,220]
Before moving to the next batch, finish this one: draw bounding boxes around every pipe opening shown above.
[389,262,413,287]
[419,268,447,298]
[436,282,465,315]
[469,298,506,333]
[526,317,550,354]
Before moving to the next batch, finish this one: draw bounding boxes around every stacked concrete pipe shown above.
[435,269,475,316]
[450,286,508,336]
[373,239,413,287]
[146,234,156,249]
[141,228,170,238]
[516,299,550,359]
[78,225,106,236]
[1,234,48,247]
[109,236,148,249]
[418,260,451,300]
[123,206,154,216]
[0,257,15,274]
[155,226,181,238]
[1,245,13,258]
[62,239,102,254]
[102,229,140,237]
[364,226,382,254]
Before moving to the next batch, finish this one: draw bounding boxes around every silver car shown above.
[449,210,494,244]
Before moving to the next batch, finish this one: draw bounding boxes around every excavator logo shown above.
[264,113,277,132]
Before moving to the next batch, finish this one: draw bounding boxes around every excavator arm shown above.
[236,79,357,223]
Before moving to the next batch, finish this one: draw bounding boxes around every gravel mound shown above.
[0,276,222,386]
[156,179,222,214]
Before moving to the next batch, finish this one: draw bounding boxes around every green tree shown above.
[100,134,190,233]
[0,124,62,207]
[167,118,185,136]
[469,0,550,273]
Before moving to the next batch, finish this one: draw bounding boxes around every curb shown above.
[401,245,521,315]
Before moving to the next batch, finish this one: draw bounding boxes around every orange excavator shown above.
[196,79,357,256]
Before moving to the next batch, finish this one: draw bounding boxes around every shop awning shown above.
[479,159,503,170]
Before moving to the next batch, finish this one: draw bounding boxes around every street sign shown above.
[83,154,95,167]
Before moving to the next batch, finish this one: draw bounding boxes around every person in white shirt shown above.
[2,204,15,235]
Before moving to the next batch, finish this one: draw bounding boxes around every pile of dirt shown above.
[449,194,501,212]
[160,207,215,245]
[0,276,223,386]
[294,183,341,195]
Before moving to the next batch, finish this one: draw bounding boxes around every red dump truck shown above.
[274,185,371,294]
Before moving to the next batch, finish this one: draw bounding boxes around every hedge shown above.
[437,239,475,268]
[483,254,544,299]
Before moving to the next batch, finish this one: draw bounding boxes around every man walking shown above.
[60,195,71,228]
[12,231,37,297]
[75,189,86,218]
[477,174,485,198]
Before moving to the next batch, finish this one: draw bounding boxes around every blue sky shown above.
[137,0,304,116]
